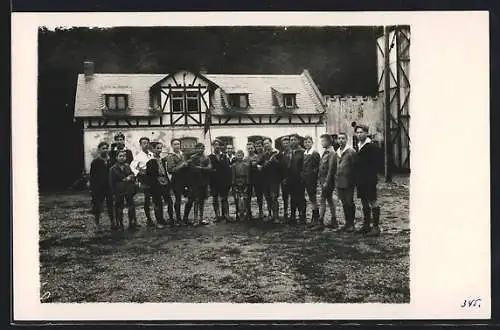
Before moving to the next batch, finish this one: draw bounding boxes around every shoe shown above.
[146,220,156,228]
[156,223,165,229]
[340,224,355,233]
[366,226,381,237]
[356,225,371,235]
[200,219,210,225]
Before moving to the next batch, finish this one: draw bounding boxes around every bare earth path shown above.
[39,175,410,303]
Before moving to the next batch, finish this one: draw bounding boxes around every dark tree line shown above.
[38,26,379,190]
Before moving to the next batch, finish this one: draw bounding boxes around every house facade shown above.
[74,62,327,172]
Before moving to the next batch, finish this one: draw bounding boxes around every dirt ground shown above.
[39,175,410,303]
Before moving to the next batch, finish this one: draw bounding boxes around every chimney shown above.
[84,61,94,81]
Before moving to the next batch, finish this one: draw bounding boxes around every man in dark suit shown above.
[336,132,357,232]
[209,139,232,222]
[109,132,134,166]
[146,141,174,229]
[354,124,381,236]
[316,134,338,230]
[288,134,306,224]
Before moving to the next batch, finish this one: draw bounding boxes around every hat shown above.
[355,124,369,132]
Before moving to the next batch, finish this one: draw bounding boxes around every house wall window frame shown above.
[170,90,201,113]
[283,94,297,109]
[228,93,250,109]
[105,94,129,111]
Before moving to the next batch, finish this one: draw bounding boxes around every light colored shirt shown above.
[130,150,153,175]
[357,137,372,151]
[304,148,315,156]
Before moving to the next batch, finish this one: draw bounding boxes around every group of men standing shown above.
[88,124,382,237]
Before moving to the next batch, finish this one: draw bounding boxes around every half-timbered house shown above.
[74,62,327,172]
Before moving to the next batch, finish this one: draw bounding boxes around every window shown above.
[105,94,128,111]
[171,91,200,113]
[171,92,184,112]
[216,136,234,148]
[228,94,249,108]
[186,92,200,113]
[283,94,297,108]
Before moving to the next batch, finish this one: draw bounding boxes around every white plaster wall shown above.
[83,124,326,172]
[210,125,326,153]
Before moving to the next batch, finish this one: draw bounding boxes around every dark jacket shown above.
[145,157,171,192]
[301,150,321,184]
[232,160,250,185]
[354,141,379,185]
[166,151,189,187]
[209,153,232,189]
[109,163,137,196]
[278,149,292,182]
[318,147,338,189]
[189,153,212,187]
[245,153,260,183]
[257,150,281,183]
[89,157,112,192]
[336,146,357,188]
[288,147,305,183]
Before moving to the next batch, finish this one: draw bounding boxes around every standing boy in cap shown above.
[109,150,138,231]
[336,132,357,232]
[131,137,154,227]
[354,124,381,236]
[316,134,338,230]
[209,139,232,222]
[89,141,114,231]
[189,142,212,226]
[252,139,265,219]
[166,138,189,226]
[244,142,258,220]
[257,138,280,222]
[288,134,306,224]
[146,141,174,229]
[110,132,134,166]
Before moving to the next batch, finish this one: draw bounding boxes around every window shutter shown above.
[99,94,106,110]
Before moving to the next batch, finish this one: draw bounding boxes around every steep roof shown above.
[74,70,326,117]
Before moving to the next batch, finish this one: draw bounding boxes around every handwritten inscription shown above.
[461,298,481,308]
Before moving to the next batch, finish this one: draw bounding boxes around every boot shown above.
[174,203,182,226]
[153,206,164,228]
[213,199,221,222]
[128,207,138,231]
[116,208,124,231]
[309,209,319,227]
[183,201,193,226]
[222,199,230,222]
[367,207,381,236]
[341,205,355,232]
[356,207,371,234]
[166,201,175,226]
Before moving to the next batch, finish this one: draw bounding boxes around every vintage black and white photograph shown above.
[36,25,411,304]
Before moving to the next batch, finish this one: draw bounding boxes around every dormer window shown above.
[283,94,297,109]
[228,93,249,108]
[106,94,128,111]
